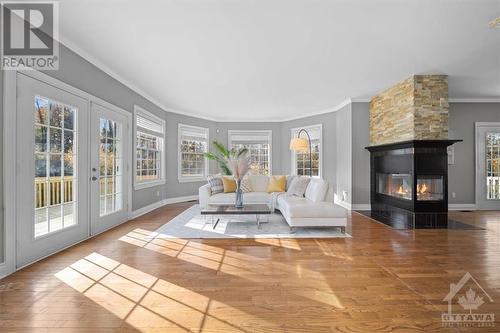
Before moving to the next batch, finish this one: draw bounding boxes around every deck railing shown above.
[35,177,74,208]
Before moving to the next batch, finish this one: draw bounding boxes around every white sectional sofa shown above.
[199,175,347,232]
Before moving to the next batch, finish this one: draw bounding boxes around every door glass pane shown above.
[99,118,123,216]
[34,96,77,238]
[486,132,500,200]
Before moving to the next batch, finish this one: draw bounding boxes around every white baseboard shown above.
[163,195,198,205]
[448,204,477,211]
[130,195,198,219]
[335,200,352,210]
[352,204,371,211]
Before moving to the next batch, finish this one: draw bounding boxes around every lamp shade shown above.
[289,137,309,152]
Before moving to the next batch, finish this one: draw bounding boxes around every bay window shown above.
[291,124,322,177]
[178,124,209,182]
[228,130,272,175]
[134,106,165,189]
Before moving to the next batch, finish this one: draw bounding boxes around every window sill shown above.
[178,177,206,184]
[134,179,165,190]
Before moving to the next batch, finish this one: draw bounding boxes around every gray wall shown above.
[281,112,337,189]
[448,102,500,204]
[215,122,282,175]
[0,69,3,263]
[351,102,370,205]
[335,104,352,204]
[39,45,220,210]
[348,102,500,206]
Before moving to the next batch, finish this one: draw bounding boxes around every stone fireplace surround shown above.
[365,75,461,229]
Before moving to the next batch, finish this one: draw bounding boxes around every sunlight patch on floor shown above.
[54,252,263,332]
[115,228,346,311]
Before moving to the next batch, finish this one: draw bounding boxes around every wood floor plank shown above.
[0,202,499,332]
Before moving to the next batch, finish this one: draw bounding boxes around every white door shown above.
[16,73,89,268]
[90,103,130,235]
[476,123,500,210]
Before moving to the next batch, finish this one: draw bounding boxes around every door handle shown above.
[91,176,98,181]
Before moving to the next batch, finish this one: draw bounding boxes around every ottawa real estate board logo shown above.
[1,1,59,70]
[442,272,495,328]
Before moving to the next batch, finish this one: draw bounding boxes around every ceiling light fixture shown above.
[489,17,500,28]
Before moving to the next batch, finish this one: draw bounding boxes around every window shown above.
[178,124,209,182]
[486,132,500,200]
[34,96,77,237]
[228,130,272,175]
[134,106,165,189]
[291,124,322,177]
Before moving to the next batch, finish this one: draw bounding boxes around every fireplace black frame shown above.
[365,140,461,229]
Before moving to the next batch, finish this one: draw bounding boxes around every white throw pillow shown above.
[286,175,296,191]
[240,177,252,193]
[248,175,269,192]
[287,176,311,197]
[305,178,329,202]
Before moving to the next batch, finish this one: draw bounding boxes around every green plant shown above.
[204,141,248,175]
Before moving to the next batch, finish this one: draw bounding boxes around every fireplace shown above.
[366,140,461,229]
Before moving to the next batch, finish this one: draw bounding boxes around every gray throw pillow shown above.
[287,176,311,197]
[207,175,223,194]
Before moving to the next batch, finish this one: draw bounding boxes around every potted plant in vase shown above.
[204,141,250,207]
[227,153,251,208]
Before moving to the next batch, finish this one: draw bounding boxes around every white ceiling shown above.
[59,0,500,121]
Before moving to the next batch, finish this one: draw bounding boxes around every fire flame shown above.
[397,186,404,194]
[417,183,428,194]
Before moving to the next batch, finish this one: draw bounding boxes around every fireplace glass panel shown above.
[376,173,412,200]
[416,176,444,201]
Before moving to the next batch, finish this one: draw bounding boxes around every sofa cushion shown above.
[305,178,329,202]
[222,176,236,193]
[286,175,296,191]
[267,175,286,193]
[277,195,347,219]
[206,175,223,194]
[208,192,271,205]
[247,175,269,192]
[240,177,252,193]
[287,176,310,197]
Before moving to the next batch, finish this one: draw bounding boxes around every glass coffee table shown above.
[201,204,272,229]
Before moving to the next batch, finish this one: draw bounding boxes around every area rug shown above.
[152,205,351,239]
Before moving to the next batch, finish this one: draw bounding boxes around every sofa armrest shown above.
[198,184,212,209]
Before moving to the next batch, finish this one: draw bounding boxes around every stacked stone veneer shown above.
[369,75,449,145]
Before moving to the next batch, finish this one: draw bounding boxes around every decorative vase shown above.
[235,179,244,208]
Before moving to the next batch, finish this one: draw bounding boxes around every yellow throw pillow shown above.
[267,175,286,193]
[222,176,237,193]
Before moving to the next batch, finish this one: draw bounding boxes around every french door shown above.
[16,74,90,268]
[16,73,130,268]
[90,103,130,234]
[476,123,500,210]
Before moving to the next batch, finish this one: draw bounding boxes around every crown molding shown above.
[58,37,498,124]
[58,35,219,122]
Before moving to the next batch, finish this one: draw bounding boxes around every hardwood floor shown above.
[1,202,500,332]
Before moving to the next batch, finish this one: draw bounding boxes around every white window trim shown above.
[228,130,273,175]
[290,124,323,178]
[178,123,210,183]
[133,105,166,190]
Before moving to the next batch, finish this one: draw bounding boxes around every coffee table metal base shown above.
[201,204,272,230]
[207,214,269,229]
